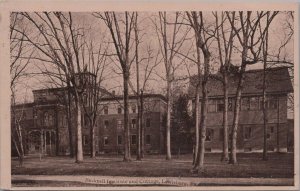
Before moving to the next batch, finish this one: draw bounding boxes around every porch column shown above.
[44,131,47,154]
[40,130,43,156]
[49,131,52,155]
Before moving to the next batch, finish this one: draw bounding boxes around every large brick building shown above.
[12,67,293,156]
[11,73,167,156]
[188,67,293,153]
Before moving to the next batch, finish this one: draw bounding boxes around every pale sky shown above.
[12,11,294,108]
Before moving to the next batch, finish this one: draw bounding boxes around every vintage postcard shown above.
[0,1,298,190]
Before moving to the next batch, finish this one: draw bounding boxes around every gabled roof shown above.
[188,66,293,98]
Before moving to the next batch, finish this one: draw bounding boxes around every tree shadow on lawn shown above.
[12,153,294,178]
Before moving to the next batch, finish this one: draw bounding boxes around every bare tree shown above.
[153,12,189,160]
[10,12,33,166]
[130,45,162,159]
[94,12,136,161]
[134,13,142,160]
[17,12,95,163]
[82,40,109,158]
[226,11,278,164]
[127,15,163,159]
[213,11,236,162]
[186,11,214,171]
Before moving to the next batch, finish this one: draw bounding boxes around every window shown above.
[146,118,151,128]
[219,128,224,141]
[208,100,216,113]
[83,135,88,146]
[250,97,259,110]
[268,97,278,110]
[259,97,278,110]
[132,105,136,113]
[63,115,67,127]
[259,97,264,110]
[205,129,214,141]
[83,93,88,105]
[117,120,123,129]
[46,131,50,144]
[131,119,136,129]
[244,126,252,140]
[104,136,109,145]
[241,97,250,111]
[22,112,27,120]
[95,136,99,147]
[217,100,224,112]
[44,112,54,126]
[118,106,122,114]
[104,106,108,115]
[117,135,122,145]
[104,120,109,128]
[270,126,274,133]
[146,135,151,145]
[267,126,274,140]
[131,135,137,145]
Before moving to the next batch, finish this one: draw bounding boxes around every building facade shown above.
[188,67,293,153]
[11,73,167,156]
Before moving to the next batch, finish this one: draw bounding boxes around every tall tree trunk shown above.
[75,96,83,163]
[66,82,74,158]
[90,122,96,158]
[12,135,23,166]
[262,27,269,160]
[193,41,202,165]
[66,105,74,157]
[193,55,209,170]
[16,123,24,159]
[166,80,172,160]
[276,99,280,152]
[229,64,246,164]
[135,12,142,161]
[221,74,229,161]
[123,71,131,161]
[136,98,141,160]
[55,107,59,156]
[198,81,208,169]
[193,83,200,164]
[140,90,144,158]
[262,71,268,160]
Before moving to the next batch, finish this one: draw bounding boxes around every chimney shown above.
[112,90,115,96]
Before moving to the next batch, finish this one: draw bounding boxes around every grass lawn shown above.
[11,153,294,178]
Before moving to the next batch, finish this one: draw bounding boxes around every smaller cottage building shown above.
[188,67,293,153]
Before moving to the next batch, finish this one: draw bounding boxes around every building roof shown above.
[100,93,167,102]
[12,102,35,109]
[188,66,293,98]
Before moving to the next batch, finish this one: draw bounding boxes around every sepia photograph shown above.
[0,1,298,190]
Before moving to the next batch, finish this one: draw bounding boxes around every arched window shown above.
[58,112,65,127]
[44,112,49,126]
[117,106,122,114]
